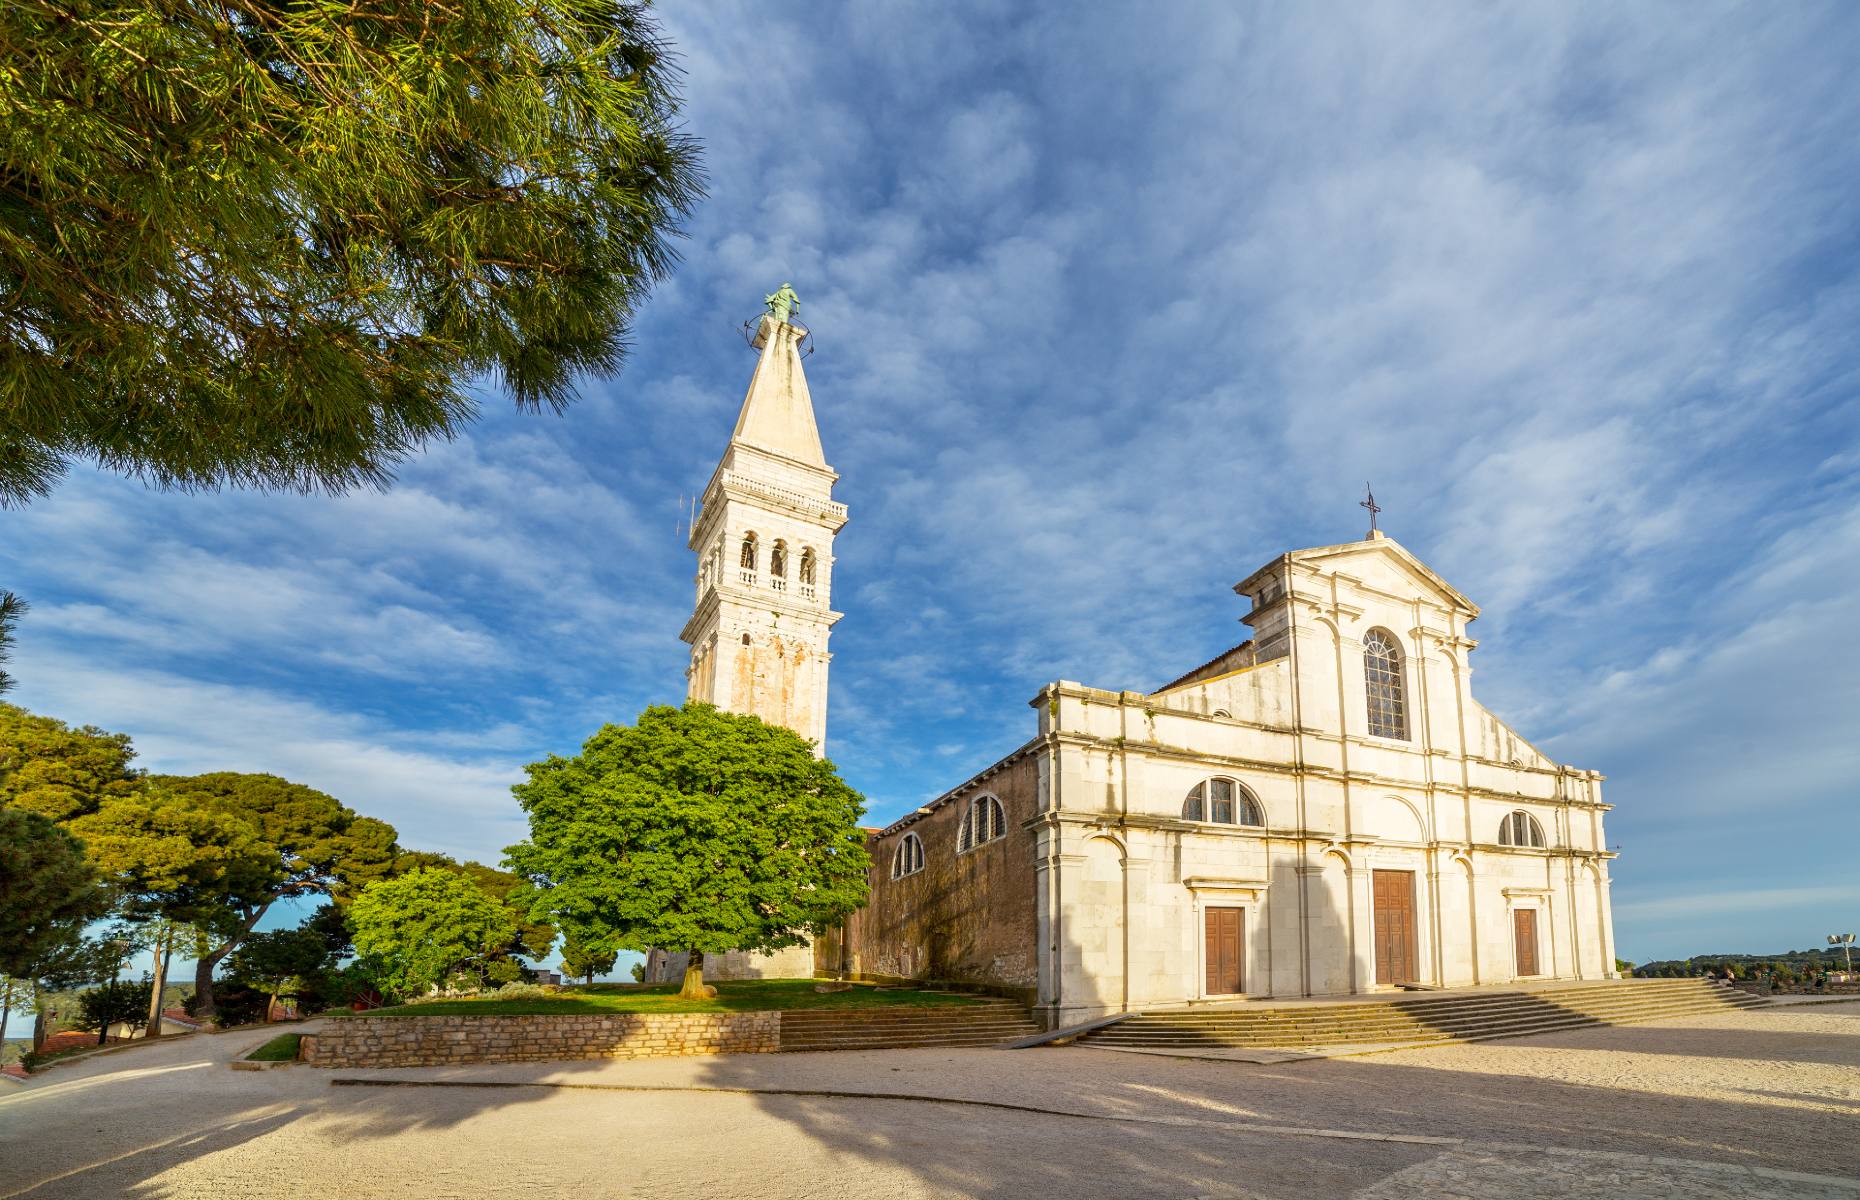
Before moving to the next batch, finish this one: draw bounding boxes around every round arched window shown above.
[1498,810,1547,848]
[891,833,925,879]
[1183,778,1264,826]
[957,795,1007,852]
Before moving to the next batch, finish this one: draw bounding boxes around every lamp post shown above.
[1830,933,1856,976]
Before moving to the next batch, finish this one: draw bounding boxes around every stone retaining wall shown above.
[302,1012,779,1068]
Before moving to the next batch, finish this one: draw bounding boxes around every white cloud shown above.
[10,647,533,864]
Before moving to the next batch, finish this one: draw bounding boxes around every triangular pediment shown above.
[1251,535,1479,616]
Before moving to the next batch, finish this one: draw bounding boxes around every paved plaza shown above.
[2,1001,1856,1199]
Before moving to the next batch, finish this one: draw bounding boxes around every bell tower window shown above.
[739,533,758,585]
[799,548,817,600]
[770,541,788,591]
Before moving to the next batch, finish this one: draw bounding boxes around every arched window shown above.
[739,533,758,583]
[769,540,788,591]
[1498,810,1547,848]
[1183,778,1265,826]
[891,833,925,879]
[1363,628,1409,740]
[957,794,1007,852]
[799,548,817,599]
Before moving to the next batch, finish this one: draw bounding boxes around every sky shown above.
[3,2,1858,970]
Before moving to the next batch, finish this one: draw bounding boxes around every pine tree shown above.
[0,1,702,504]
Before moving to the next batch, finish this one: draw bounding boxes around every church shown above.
[653,289,1620,1029]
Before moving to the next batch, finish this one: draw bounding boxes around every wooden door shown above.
[1373,870,1418,985]
[1513,908,1539,977]
[1204,907,1244,995]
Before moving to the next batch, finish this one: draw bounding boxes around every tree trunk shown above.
[143,927,171,1039]
[677,950,712,1000]
[193,905,269,1023]
[1,979,12,1050]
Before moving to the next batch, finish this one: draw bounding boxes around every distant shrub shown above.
[492,981,549,999]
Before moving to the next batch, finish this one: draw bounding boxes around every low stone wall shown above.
[302,1012,779,1069]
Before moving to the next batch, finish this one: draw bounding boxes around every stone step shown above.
[1101,989,1755,1026]
[779,1013,1028,1030]
[784,1019,1039,1032]
[781,1028,1039,1049]
[1087,995,1762,1049]
[1135,988,1752,1028]
[781,1037,1031,1052]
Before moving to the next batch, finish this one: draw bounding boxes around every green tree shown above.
[0,807,109,981]
[560,933,618,985]
[348,867,519,998]
[134,773,398,1020]
[0,0,701,506]
[225,923,340,1019]
[0,703,140,822]
[0,592,24,695]
[392,851,556,978]
[0,808,110,1049]
[506,703,870,1000]
[76,979,150,1046]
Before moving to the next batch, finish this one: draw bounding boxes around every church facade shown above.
[827,535,1620,1027]
[658,290,1619,1024]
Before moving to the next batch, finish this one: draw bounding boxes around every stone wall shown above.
[826,750,1041,989]
[301,1012,779,1069]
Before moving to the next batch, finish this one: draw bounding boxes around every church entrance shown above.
[1204,906,1244,996]
[1513,908,1540,976]
[1372,869,1418,985]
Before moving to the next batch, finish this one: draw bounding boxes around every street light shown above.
[1828,933,1856,976]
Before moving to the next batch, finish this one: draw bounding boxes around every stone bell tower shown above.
[681,285,847,752]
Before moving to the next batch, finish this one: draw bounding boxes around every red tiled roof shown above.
[33,1031,126,1054]
[2,1063,27,1081]
[162,1008,203,1027]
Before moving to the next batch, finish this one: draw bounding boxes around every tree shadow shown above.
[677,1046,1860,1196]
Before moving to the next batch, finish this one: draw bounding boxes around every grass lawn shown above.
[245,1033,302,1061]
[346,979,990,1018]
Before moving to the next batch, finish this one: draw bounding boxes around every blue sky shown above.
[3,3,1858,968]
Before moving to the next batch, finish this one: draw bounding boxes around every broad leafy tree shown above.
[348,867,519,998]
[0,703,140,822]
[136,773,399,1019]
[392,851,556,982]
[0,0,702,505]
[507,704,870,999]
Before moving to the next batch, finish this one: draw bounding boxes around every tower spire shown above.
[682,284,847,753]
[730,295,824,468]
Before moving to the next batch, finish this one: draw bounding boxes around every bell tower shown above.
[681,286,847,752]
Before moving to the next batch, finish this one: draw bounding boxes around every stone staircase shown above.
[1077,979,1769,1053]
[778,998,1040,1052]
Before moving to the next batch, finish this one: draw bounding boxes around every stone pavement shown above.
[1,1001,1854,1198]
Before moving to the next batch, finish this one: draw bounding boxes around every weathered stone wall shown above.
[301,1012,779,1069]
[824,751,1041,989]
